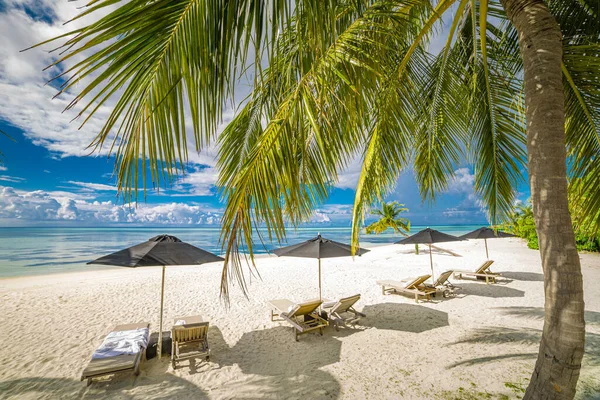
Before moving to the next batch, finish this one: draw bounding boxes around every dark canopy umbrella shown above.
[273,234,369,301]
[459,227,515,259]
[395,228,463,282]
[88,234,223,358]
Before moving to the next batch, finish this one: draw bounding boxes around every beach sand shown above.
[1,238,599,399]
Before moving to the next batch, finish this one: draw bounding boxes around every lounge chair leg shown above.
[87,378,92,386]
[295,331,299,342]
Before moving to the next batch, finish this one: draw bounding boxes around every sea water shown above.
[0,225,481,278]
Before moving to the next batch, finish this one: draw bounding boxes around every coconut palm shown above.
[365,201,410,235]
[35,0,599,397]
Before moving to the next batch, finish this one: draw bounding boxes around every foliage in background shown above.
[503,199,600,252]
[365,201,410,235]
[501,202,538,249]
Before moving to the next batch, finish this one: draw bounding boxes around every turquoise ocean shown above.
[0,225,482,278]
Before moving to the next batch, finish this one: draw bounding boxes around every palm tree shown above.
[35,0,599,397]
[365,202,410,235]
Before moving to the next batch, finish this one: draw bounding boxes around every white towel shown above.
[92,328,149,359]
[174,320,186,326]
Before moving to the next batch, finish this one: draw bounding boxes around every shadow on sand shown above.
[457,283,524,298]
[492,306,600,327]
[498,271,544,281]
[0,374,209,399]
[360,303,449,333]
[446,308,600,371]
[220,325,342,398]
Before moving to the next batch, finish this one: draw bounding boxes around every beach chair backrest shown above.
[433,271,453,286]
[475,260,495,274]
[172,322,209,343]
[405,275,431,289]
[331,294,361,314]
[289,300,322,318]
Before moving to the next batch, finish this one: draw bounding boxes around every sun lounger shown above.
[453,260,500,283]
[268,298,328,341]
[321,294,365,331]
[377,275,437,303]
[171,315,210,369]
[424,270,461,297]
[81,322,150,386]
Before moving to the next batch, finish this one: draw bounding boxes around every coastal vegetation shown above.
[36,0,600,397]
[504,201,600,252]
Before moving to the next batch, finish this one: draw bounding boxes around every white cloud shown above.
[67,180,116,192]
[335,155,363,190]
[0,166,7,171]
[446,168,475,194]
[0,175,26,183]
[0,185,223,226]
[309,212,331,223]
[172,166,218,196]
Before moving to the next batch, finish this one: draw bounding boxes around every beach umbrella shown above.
[273,234,369,301]
[87,234,223,359]
[459,227,515,259]
[395,228,464,282]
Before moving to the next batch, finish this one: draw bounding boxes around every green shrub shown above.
[502,202,598,253]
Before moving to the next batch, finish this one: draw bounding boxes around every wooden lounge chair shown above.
[171,315,210,369]
[81,322,149,386]
[424,270,461,297]
[453,260,500,283]
[321,294,365,331]
[268,298,328,341]
[377,275,437,303]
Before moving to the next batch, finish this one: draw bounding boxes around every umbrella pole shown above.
[158,265,165,360]
[485,238,489,259]
[428,244,435,283]
[318,258,322,302]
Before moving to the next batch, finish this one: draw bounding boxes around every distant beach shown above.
[0,225,482,278]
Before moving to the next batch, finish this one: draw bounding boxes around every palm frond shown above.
[32,0,292,201]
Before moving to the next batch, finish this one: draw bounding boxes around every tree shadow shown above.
[0,374,209,399]
[493,306,600,327]
[498,271,544,281]
[360,303,449,333]
[445,326,600,368]
[223,326,342,398]
[448,353,537,368]
[458,283,524,298]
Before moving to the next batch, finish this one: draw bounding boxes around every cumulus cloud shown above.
[0,185,222,226]
[335,155,363,190]
[0,166,7,171]
[446,168,475,194]
[309,212,331,223]
[172,166,219,196]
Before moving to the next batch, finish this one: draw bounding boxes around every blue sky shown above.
[0,1,529,228]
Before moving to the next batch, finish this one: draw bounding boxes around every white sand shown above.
[1,238,599,399]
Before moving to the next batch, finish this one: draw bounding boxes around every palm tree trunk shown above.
[499,0,586,398]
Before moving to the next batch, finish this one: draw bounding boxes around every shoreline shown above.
[2,241,599,284]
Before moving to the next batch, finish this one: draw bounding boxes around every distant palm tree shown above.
[365,202,410,235]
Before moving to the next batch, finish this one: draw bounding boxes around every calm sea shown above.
[0,225,481,278]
